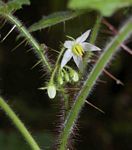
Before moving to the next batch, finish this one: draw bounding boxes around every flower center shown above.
[72,44,84,56]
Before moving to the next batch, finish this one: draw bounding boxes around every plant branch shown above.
[0,97,40,150]
[59,18,132,150]
[2,13,52,73]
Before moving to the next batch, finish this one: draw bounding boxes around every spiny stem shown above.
[2,13,52,73]
[0,97,40,150]
[59,18,132,150]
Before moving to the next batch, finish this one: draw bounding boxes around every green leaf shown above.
[29,11,81,32]
[68,0,132,16]
[0,0,30,14]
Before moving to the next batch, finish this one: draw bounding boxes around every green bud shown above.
[69,68,79,82]
[72,71,79,82]
[47,84,56,99]
[58,75,63,85]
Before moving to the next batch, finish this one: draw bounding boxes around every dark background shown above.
[0,0,132,149]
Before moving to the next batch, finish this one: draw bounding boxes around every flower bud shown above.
[47,84,56,99]
[72,71,79,82]
[69,68,79,82]
[58,75,63,85]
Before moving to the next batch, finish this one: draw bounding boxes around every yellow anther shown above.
[72,44,84,56]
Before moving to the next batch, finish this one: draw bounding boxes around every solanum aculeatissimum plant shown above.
[0,0,132,150]
[47,29,101,99]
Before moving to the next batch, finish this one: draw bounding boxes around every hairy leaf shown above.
[0,0,30,14]
[29,11,81,32]
[68,0,132,16]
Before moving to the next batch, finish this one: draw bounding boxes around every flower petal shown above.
[81,42,101,51]
[73,55,83,69]
[76,30,91,43]
[61,49,72,68]
[64,40,73,49]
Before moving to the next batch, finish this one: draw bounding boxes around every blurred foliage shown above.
[29,11,81,32]
[0,0,132,150]
[68,0,132,16]
[0,0,30,14]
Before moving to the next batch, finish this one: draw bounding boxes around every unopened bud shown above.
[58,75,63,85]
[69,68,79,82]
[72,71,79,82]
[47,84,56,99]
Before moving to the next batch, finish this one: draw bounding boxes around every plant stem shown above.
[3,13,52,73]
[89,14,102,44]
[50,47,65,82]
[0,97,40,150]
[59,18,132,150]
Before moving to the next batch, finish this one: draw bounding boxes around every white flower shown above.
[61,29,101,69]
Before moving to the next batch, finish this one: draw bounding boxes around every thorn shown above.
[102,19,132,55]
[38,87,47,90]
[1,25,16,42]
[30,60,42,69]
[97,79,107,84]
[11,39,26,52]
[85,100,105,114]
[103,69,124,86]
[48,47,60,54]
[26,47,34,52]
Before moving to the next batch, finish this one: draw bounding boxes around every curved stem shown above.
[49,47,65,82]
[0,97,40,150]
[59,18,132,150]
[3,13,52,73]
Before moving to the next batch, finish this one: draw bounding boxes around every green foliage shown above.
[29,11,81,32]
[0,0,30,14]
[68,0,132,16]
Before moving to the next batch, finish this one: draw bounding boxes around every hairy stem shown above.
[89,14,102,44]
[0,97,40,150]
[2,13,52,73]
[59,18,132,150]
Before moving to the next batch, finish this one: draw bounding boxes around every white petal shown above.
[64,41,73,49]
[73,55,83,69]
[47,85,56,99]
[81,42,101,51]
[76,30,91,43]
[61,49,72,68]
